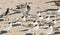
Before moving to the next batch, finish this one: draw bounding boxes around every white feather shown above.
[2,23,12,31]
[46,26,54,34]
[57,9,60,12]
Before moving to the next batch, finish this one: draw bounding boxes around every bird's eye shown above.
[49,25,51,27]
[35,24,37,26]
[37,11,39,13]
[52,20,55,21]
[21,16,24,18]
[45,16,48,18]
[8,22,10,24]
[33,20,36,22]
[39,15,41,17]
[37,11,40,14]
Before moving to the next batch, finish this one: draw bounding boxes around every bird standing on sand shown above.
[36,11,44,20]
[52,20,57,24]
[16,4,24,9]
[46,25,54,35]
[21,16,26,21]
[56,9,60,12]
[44,16,50,21]
[32,20,39,25]
[36,11,41,16]
[0,22,12,34]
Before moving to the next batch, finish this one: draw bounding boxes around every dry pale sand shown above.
[0,0,60,35]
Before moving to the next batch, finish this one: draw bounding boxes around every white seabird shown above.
[44,16,50,21]
[36,11,41,16]
[0,22,12,34]
[52,20,57,24]
[46,25,54,35]
[38,15,44,20]
[57,9,60,12]
[36,11,44,20]
[16,16,26,22]
[31,20,39,26]
[22,16,26,21]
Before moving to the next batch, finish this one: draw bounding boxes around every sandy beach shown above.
[0,0,60,35]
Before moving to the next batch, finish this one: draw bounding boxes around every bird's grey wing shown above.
[54,32,60,34]
[56,26,60,28]
[12,24,21,27]
[0,30,8,34]
[9,11,21,15]
[22,24,34,28]
[45,1,56,3]
[19,29,29,32]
